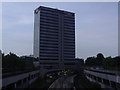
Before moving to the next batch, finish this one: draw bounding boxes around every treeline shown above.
[85,53,120,71]
[2,52,39,73]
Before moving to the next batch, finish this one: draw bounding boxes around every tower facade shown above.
[34,6,75,69]
[118,1,120,56]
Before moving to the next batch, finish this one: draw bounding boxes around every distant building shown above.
[21,55,34,58]
[34,6,75,69]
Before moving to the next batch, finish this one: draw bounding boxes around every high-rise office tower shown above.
[34,6,75,69]
[118,1,120,56]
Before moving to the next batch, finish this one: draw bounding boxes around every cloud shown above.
[18,16,33,24]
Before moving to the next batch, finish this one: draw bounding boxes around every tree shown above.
[102,56,120,71]
[102,57,112,69]
[96,53,104,67]
[97,53,104,60]
[2,52,20,72]
[85,57,96,67]
[2,52,36,73]
[75,58,84,66]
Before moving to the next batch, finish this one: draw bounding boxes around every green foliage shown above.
[85,53,120,71]
[102,56,120,71]
[97,53,104,60]
[102,57,112,69]
[2,52,37,73]
[85,57,96,66]
[2,52,20,72]
[75,58,84,66]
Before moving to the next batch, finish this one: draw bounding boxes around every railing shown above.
[84,68,120,89]
[2,69,39,78]
[2,70,40,89]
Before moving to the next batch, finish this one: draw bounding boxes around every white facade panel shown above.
[34,9,40,58]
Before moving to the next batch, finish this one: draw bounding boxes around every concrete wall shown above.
[34,9,40,58]
[0,50,2,89]
[84,70,120,83]
[86,76,112,88]
[118,2,120,56]
[84,69,120,89]
[2,70,40,89]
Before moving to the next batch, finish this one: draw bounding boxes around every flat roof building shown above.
[34,6,75,69]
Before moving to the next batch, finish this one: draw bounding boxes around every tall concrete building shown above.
[118,1,120,56]
[34,6,75,69]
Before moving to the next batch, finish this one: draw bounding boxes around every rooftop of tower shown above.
[35,6,75,15]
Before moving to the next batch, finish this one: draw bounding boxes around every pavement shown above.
[49,74,76,88]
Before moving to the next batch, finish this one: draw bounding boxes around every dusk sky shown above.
[2,2,118,59]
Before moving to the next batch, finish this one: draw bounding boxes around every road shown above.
[49,74,76,88]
